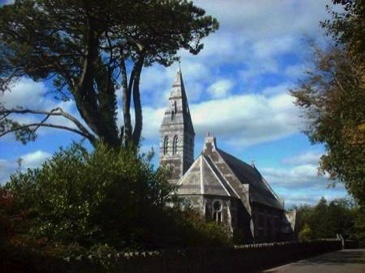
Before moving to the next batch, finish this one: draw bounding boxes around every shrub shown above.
[4,143,172,251]
[3,142,232,261]
[298,224,313,242]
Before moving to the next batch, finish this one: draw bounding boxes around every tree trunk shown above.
[132,54,145,147]
[121,56,132,147]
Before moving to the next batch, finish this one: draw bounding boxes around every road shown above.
[261,249,365,273]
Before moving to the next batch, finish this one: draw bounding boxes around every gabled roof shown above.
[178,154,238,197]
[216,148,284,210]
[178,134,284,211]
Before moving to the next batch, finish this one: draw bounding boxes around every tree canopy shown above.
[322,0,365,71]
[1,143,231,264]
[291,0,365,205]
[0,0,218,148]
[295,197,357,241]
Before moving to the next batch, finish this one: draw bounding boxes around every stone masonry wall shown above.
[1,240,342,273]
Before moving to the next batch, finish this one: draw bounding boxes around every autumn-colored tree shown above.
[292,0,365,205]
[0,0,218,148]
[291,44,365,205]
[322,0,365,74]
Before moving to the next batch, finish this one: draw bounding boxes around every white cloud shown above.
[253,36,296,60]
[276,186,349,208]
[263,164,326,189]
[207,79,234,99]
[192,91,302,146]
[283,151,323,165]
[1,78,49,109]
[259,148,347,208]
[141,107,165,140]
[0,150,51,184]
[140,86,303,148]
[262,83,292,96]
[20,150,52,169]
[191,0,331,63]
[0,77,90,137]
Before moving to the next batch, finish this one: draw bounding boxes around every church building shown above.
[159,69,295,243]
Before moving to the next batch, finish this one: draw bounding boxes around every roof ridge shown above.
[207,148,252,213]
[216,148,284,210]
[202,154,239,198]
[253,166,284,209]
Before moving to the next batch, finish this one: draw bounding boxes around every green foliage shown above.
[175,209,232,247]
[4,142,174,249]
[292,1,365,205]
[353,207,365,243]
[291,45,365,205]
[298,224,313,242]
[0,0,219,148]
[2,142,232,264]
[322,0,365,70]
[0,188,15,241]
[296,197,358,241]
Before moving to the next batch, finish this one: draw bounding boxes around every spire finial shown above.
[203,132,217,152]
[178,60,181,73]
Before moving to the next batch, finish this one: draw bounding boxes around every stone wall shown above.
[1,240,342,273]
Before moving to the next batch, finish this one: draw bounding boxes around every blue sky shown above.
[0,0,349,207]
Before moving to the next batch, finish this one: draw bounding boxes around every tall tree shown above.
[322,0,365,73]
[0,0,218,148]
[296,198,356,240]
[291,0,365,205]
[291,45,365,205]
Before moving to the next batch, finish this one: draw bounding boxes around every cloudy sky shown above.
[0,0,349,208]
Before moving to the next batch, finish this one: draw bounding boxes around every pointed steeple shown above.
[159,68,195,183]
[163,69,195,133]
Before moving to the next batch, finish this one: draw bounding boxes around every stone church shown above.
[159,69,295,243]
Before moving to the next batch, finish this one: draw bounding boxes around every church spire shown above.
[159,68,195,183]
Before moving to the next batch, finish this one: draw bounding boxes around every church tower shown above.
[159,69,195,183]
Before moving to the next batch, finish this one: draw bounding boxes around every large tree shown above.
[291,45,365,205]
[322,0,365,72]
[291,0,365,205]
[296,198,356,241]
[0,0,218,148]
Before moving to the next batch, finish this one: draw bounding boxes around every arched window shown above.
[212,200,223,224]
[163,136,169,155]
[172,135,178,155]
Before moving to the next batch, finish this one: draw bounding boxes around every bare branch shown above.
[1,107,96,143]
[0,68,24,92]
[0,122,95,141]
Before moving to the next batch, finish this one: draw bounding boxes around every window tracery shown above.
[212,200,223,224]
[172,135,178,155]
[163,136,169,155]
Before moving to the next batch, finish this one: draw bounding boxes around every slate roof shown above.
[160,69,195,135]
[178,136,284,211]
[178,154,238,197]
[216,148,284,210]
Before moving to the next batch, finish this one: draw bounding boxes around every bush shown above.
[4,143,173,250]
[3,142,232,261]
[298,224,313,242]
